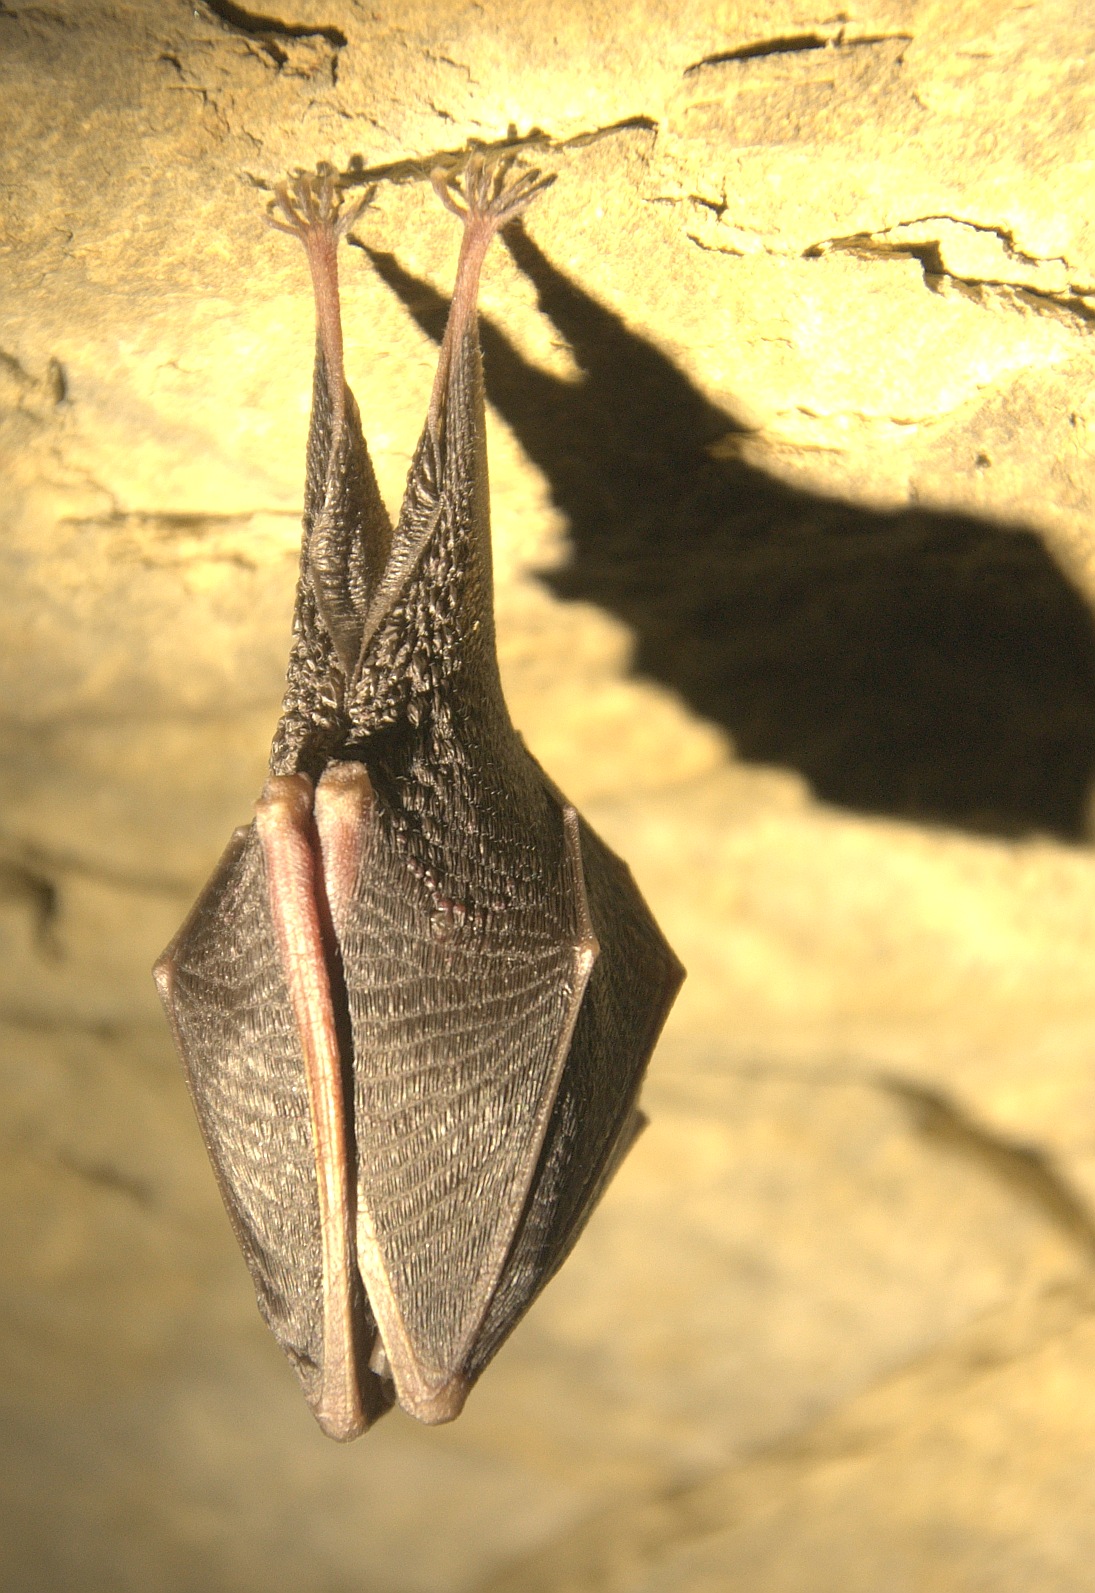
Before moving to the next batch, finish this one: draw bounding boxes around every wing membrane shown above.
[340,793,594,1408]
[155,826,327,1386]
[156,822,395,1432]
[467,812,685,1376]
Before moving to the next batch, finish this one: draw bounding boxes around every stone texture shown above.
[484,1284,1095,1593]
[4,1,1095,1590]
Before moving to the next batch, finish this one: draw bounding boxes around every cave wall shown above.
[4,2,1095,1589]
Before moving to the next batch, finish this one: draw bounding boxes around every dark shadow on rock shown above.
[361,227,1095,842]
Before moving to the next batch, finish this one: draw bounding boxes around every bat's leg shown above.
[269,166,391,677]
[254,773,370,1441]
[268,163,366,432]
[426,152,554,441]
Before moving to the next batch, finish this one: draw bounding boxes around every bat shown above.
[154,152,684,1440]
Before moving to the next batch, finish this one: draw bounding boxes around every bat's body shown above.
[155,157,684,1439]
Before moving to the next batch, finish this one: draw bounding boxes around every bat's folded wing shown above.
[340,807,590,1420]
[340,802,682,1419]
[469,813,684,1375]
[153,824,389,1428]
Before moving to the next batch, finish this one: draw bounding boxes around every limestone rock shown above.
[484,1284,1095,1593]
[3,1,1095,1590]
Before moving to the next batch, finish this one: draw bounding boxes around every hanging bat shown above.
[154,152,684,1440]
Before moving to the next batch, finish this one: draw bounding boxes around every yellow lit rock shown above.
[3,1,1095,1589]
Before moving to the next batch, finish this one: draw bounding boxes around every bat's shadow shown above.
[363,228,1095,842]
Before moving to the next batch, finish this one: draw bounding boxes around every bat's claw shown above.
[430,149,554,236]
[267,162,372,241]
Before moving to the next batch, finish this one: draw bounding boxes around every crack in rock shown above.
[57,509,301,571]
[684,206,1093,326]
[685,29,913,75]
[806,215,1073,288]
[201,0,345,51]
[0,350,67,419]
[0,857,59,955]
[720,1058,1095,1270]
[198,0,345,81]
[246,118,657,194]
[52,1150,156,1210]
[0,1009,130,1041]
[879,1074,1095,1263]
[0,834,193,900]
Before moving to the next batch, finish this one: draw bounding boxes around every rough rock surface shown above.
[3,1,1095,1589]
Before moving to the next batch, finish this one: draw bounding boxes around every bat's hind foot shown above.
[431,149,554,240]
[268,162,370,242]
[267,161,375,435]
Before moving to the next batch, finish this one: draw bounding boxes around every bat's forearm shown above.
[255,773,367,1441]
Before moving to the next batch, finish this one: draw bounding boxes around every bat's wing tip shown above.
[152,948,186,1048]
[314,1406,369,1443]
[399,1372,471,1426]
[151,945,174,995]
[308,1363,398,1441]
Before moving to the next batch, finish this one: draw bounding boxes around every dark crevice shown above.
[1012,283,1095,326]
[0,1008,129,1040]
[804,229,1094,323]
[54,1152,155,1209]
[805,234,948,288]
[0,859,59,954]
[201,0,346,56]
[60,509,289,534]
[883,215,1065,270]
[0,834,191,898]
[686,33,832,69]
[363,223,1095,841]
[257,121,659,196]
[812,235,956,299]
[805,235,941,271]
[46,357,67,405]
[881,1075,1095,1261]
[717,1059,1095,1267]
[686,31,912,72]
[561,115,658,148]
[0,349,35,389]
[0,350,69,411]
